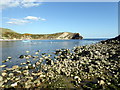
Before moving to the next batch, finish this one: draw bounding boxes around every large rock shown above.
[72,33,83,39]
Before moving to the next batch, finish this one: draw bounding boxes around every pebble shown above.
[0,76,3,81]
[99,80,105,85]
[1,73,7,76]
[26,51,30,53]
[11,82,17,87]
[0,65,6,68]
[35,52,39,55]
[12,65,19,69]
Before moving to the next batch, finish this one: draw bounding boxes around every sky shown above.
[1,1,118,38]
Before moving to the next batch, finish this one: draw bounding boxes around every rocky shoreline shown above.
[0,35,120,89]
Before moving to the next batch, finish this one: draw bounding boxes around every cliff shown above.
[0,28,83,40]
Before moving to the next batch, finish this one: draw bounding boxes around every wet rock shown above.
[0,65,6,68]
[35,52,39,55]
[25,56,30,59]
[26,60,31,64]
[26,51,30,53]
[2,60,8,63]
[19,55,24,59]
[46,58,54,65]
[37,50,41,52]
[7,57,12,60]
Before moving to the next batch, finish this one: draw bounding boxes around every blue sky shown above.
[1,2,118,38]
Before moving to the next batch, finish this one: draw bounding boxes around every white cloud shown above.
[7,19,30,25]
[24,16,46,21]
[24,16,40,20]
[21,2,40,8]
[6,16,46,25]
[0,0,42,10]
[41,18,46,21]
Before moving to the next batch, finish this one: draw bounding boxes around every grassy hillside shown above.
[0,28,22,39]
[0,28,17,34]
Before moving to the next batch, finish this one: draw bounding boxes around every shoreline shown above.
[0,38,107,41]
[0,35,120,89]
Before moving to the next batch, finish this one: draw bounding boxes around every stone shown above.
[25,66,28,69]
[74,76,81,83]
[26,77,33,80]
[7,57,12,59]
[39,74,46,78]
[12,65,19,69]
[9,73,14,77]
[0,76,3,81]
[26,60,30,63]
[1,73,7,76]
[26,51,30,53]
[99,80,105,85]
[37,50,41,52]
[19,55,24,59]
[25,57,30,59]
[11,82,17,87]
[23,70,29,76]
[35,52,39,55]
[0,81,4,87]
[0,65,6,68]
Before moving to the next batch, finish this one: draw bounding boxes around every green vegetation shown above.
[0,28,16,34]
[0,28,21,39]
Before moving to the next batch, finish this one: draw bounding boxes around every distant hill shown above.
[0,28,83,40]
[0,28,22,39]
[0,28,17,34]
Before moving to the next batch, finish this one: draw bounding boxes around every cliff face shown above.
[0,28,83,40]
[56,32,83,40]
[72,33,83,39]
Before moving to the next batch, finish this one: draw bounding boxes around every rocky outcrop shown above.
[56,32,83,40]
[72,33,83,39]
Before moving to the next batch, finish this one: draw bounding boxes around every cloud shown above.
[41,18,46,21]
[7,18,30,25]
[6,16,46,25]
[0,0,42,10]
[24,16,40,20]
[24,16,46,21]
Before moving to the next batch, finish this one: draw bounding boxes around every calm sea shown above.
[0,39,107,68]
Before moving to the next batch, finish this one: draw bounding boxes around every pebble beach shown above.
[0,35,120,89]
